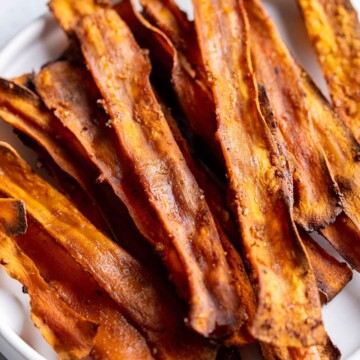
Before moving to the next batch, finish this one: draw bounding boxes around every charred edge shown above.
[0,78,41,104]
[257,83,278,130]
[5,200,27,236]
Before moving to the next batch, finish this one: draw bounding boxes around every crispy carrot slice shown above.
[49,0,111,33]
[0,142,216,360]
[0,78,115,232]
[0,78,159,268]
[74,8,245,337]
[301,76,360,270]
[320,213,360,271]
[0,207,97,359]
[158,93,255,345]
[297,0,360,142]
[244,0,341,231]
[298,229,352,303]
[242,0,360,271]
[0,198,27,235]
[161,87,349,337]
[14,216,154,360]
[192,0,325,347]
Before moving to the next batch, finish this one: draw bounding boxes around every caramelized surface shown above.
[0,142,217,360]
[244,0,341,231]
[192,0,324,347]
[74,8,245,337]
[297,0,360,141]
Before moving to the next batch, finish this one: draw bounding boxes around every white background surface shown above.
[0,1,48,50]
[0,1,360,360]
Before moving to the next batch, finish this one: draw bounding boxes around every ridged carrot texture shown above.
[302,76,360,271]
[297,0,360,142]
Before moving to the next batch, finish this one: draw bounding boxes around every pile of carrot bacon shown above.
[0,0,359,359]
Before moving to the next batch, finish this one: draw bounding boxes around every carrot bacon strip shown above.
[320,213,360,270]
[0,198,27,236]
[14,216,154,360]
[49,0,111,33]
[242,0,360,271]
[158,94,255,345]
[297,0,360,142]
[192,0,324,347]
[0,204,98,359]
[74,8,245,337]
[116,0,353,303]
[243,0,341,231]
[302,77,360,270]
[0,142,216,360]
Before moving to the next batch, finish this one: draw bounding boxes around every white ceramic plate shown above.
[0,1,359,360]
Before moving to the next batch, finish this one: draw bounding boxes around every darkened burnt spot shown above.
[95,289,103,296]
[8,200,28,236]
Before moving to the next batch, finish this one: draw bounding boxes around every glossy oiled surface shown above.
[0,1,359,360]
